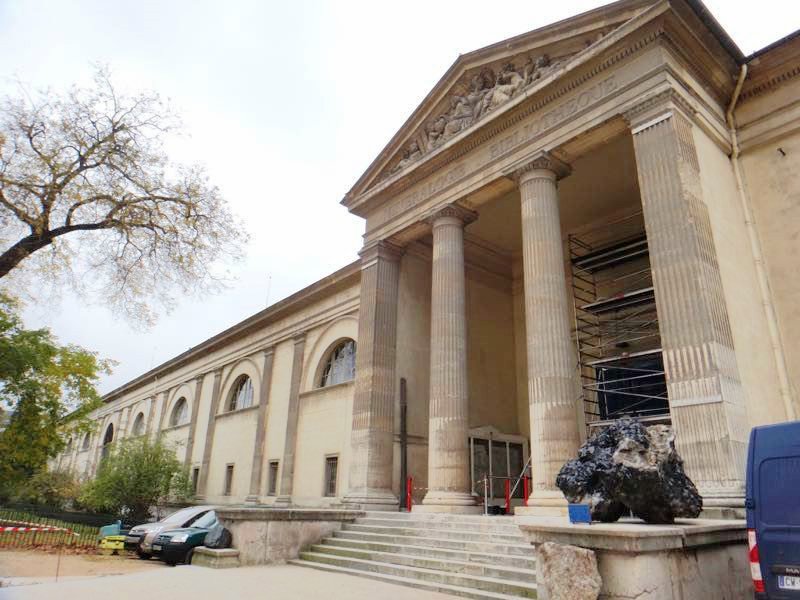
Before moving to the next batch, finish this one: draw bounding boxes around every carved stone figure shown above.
[556,417,703,524]
[380,51,572,182]
[396,140,422,171]
[482,62,526,114]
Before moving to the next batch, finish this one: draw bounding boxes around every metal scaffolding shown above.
[568,213,670,430]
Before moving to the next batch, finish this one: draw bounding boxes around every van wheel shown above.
[184,548,195,565]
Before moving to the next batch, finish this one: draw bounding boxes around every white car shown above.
[124,506,214,558]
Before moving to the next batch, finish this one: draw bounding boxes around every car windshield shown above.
[163,507,200,524]
[191,511,217,529]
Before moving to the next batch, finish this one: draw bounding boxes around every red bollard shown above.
[523,476,529,507]
[504,479,511,514]
[406,476,413,511]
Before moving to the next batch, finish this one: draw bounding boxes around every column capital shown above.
[194,374,205,385]
[292,331,307,345]
[261,345,276,358]
[510,151,571,184]
[623,88,697,134]
[425,204,477,227]
[359,240,404,266]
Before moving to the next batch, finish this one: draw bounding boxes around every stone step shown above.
[296,551,538,598]
[333,529,533,556]
[319,537,536,569]
[290,559,535,600]
[343,523,525,544]
[357,517,522,534]
[364,511,519,524]
[309,543,537,583]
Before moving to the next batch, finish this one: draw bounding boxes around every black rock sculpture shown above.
[556,417,703,524]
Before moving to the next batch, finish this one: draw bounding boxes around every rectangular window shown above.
[268,461,279,496]
[191,467,200,494]
[324,456,338,497]
[224,464,234,496]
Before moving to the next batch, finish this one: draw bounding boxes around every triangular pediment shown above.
[344,0,658,205]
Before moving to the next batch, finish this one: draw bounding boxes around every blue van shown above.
[746,421,800,599]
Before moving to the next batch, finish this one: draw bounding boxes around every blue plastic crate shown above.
[568,503,591,524]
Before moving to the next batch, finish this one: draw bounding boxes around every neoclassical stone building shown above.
[56,0,800,517]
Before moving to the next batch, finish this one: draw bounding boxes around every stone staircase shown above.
[289,511,537,599]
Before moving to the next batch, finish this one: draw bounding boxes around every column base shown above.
[414,491,482,514]
[341,489,399,511]
[514,490,568,516]
[244,494,261,505]
[272,495,292,507]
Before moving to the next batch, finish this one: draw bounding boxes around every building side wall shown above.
[693,125,787,426]
[55,278,361,507]
[737,78,800,420]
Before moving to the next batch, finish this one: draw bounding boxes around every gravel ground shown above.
[0,549,163,584]
[0,561,460,600]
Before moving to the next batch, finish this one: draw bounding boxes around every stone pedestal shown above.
[343,242,402,511]
[418,205,480,514]
[191,547,241,569]
[517,517,749,600]
[514,154,581,516]
[628,95,748,508]
[215,507,363,565]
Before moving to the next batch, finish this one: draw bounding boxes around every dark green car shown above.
[151,510,218,565]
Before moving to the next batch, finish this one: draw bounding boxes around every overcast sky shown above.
[1,0,797,394]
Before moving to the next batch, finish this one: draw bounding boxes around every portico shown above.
[340,0,782,516]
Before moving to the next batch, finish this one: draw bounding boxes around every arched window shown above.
[103,424,114,446]
[81,433,91,451]
[170,397,189,427]
[228,376,254,412]
[101,424,114,459]
[319,339,356,388]
[131,412,145,436]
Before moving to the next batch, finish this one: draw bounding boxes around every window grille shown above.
[319,340,356,388]
[224,464,234,496]
[268,461,279,496]
[324,456,339,497]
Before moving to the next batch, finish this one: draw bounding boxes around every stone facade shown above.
[55,0,800,516]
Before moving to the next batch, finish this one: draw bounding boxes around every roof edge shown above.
[101,260,361,404]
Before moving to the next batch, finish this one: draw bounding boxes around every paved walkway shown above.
[0,564,459,600]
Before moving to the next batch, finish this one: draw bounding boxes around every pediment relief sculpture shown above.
[384,52,574,180]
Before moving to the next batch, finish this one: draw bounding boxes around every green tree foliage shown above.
[79,437,192,522]
[13,469,81,509]
[0,294,109,495]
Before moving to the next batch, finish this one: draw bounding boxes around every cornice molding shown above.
[740,64,800,103]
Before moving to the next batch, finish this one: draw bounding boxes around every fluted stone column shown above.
[343,242,402,510]
[418,205,480,513]
[274,333,307,506]
[195,369,222,501]
[183,375,205,468]
[628,94,748,509]
[515,152,581,516]
[245,347,276,504]
[155,390,170,436]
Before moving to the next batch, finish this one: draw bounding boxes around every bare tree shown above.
[0,67,245,323]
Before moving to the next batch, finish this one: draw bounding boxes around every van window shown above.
[759,457,800,525]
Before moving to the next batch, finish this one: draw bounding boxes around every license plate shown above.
[153,544,162,551]
[779,575,800,590]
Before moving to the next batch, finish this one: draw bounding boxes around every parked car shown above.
[151,510,218,566]
[746,421,800,599]
[124,506,214,558]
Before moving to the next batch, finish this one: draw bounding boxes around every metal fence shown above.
[0,507,100,550]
